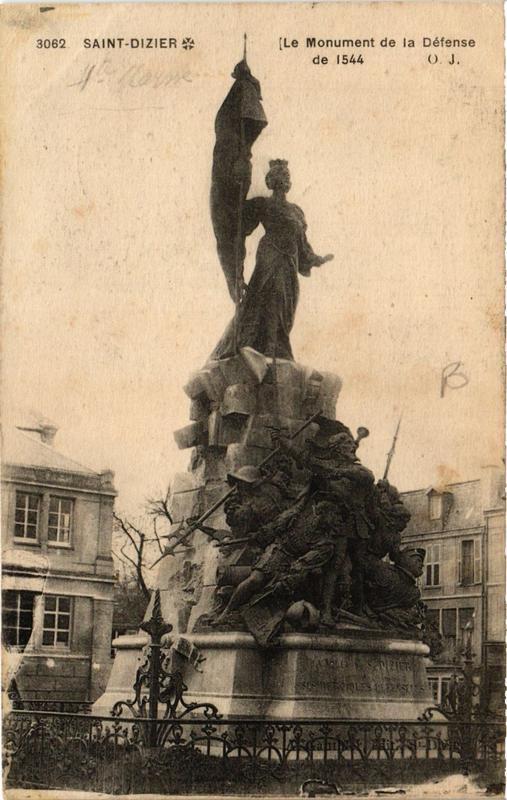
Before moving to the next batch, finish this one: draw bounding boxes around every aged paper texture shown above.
[1,2,505,798]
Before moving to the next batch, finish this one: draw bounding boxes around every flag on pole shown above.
[210,56,267,302]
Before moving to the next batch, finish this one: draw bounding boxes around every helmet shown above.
[400,546,426,561]
[226,465,264,487]
[327,432,357,448]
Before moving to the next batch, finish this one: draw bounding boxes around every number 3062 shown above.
[36,39,66,48]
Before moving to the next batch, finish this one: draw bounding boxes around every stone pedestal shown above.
[179,630,432,721]
[92,633,149,715]
[95,628,432,720]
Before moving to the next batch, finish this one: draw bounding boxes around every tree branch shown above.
[113,511,150,600]
[151,517,164,555]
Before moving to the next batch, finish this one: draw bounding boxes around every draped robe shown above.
[211,196,323,361]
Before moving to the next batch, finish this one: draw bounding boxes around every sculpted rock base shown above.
[154,350,343,635]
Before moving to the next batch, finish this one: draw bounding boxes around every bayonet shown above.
[150,409,323,568]
[383,415,403,481]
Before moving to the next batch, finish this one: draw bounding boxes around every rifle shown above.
[150,409,323,568]
[212,535,251,549]
[382,415,402,480]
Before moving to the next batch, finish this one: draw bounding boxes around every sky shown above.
[2,3,504,515]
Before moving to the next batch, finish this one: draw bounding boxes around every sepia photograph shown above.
[0,2,505,797]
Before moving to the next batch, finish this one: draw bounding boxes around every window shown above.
[48,496,73,545]
[440,607,457,662]
[430,607,475,662]
[428,676,453,706]
[425,607,440,630]
[429,607,475,639]
[428,677,439,703]
[429,493,442,520]
[14,492,40,540]
[2,591,36,649]
[441,677,452,705]
[42,596,72,647]
[442,608,457,643]
[459,539,481,585]
[458,607,475,643]
[425,543,441,586]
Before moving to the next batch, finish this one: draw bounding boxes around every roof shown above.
[402,479,480,495]
[402,479,484,534]
[3,427,98,475]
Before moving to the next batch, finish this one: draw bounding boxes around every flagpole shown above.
[233,35,248,354]
[233,119,245,355]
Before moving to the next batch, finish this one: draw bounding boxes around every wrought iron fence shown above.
[3,591,505,795]
[3,712,504,794]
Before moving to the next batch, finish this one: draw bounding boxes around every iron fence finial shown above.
[140,589,173,643]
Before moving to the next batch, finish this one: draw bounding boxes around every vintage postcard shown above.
[1,2,505,798]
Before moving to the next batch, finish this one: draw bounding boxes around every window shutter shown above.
[434,543,441,585]
[458,607,474,632]
[442,608,457,637]
[474,539,481,584]
[425,544,432,586]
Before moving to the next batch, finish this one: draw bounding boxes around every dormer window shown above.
[429,492,443,520]
[427,488,453,522]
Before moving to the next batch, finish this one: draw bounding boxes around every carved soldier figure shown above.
[366,478,412,564]
[223,465,288,538]
[275,424,375,619]
[214,492,339,625]
[360,479,412,623]
[364,547,426,630]
[207,465,291,620]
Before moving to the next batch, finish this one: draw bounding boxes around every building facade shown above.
[2,420,117,702]
[401,466,505,713]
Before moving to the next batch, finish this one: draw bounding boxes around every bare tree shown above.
[112,513,152,600]
[146,485,173,540]
[112,485,173,601]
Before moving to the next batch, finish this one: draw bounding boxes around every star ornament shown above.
[182,37,195,50]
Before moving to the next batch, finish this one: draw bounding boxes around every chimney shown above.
[16,417,58,446]
[480,465,504,511]
[99,470,115,490]
[39,424,58,445]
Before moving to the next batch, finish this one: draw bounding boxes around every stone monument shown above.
[98,52,432,721]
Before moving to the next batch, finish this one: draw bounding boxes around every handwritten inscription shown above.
[68,58,192,92]
[440,361,469,398]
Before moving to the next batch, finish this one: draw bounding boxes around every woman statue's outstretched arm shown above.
[294,205,334,276]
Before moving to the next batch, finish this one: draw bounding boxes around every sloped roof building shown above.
[2,418,116,703]
[401,467,505,713]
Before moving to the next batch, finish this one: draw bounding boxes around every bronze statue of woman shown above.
[211,160,334,362]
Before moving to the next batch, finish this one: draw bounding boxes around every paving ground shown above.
[4,774,503,800]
